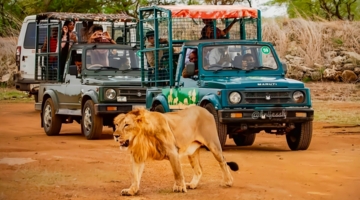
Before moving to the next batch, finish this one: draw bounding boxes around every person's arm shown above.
[61,34,68,49]
[41,37,47,52]
[218,18,238,37]
[102,32,116,44]
[146,51,155,67]
[61,26,69,48]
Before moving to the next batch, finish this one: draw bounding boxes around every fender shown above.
[82,90,99,106]
[152,93,170,112]
[200,93,223,110]
[42,89,60,112]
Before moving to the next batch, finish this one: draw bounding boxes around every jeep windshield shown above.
[86,47,140,71]
[203,44,278,72]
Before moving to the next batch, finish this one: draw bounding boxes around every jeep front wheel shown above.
[286,121,313,151]
[204,103,227,150]
[42,98,62,136]
[233,133,256,146]
[154,104,165,113]
[82,100,103,140]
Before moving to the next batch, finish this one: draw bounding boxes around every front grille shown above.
[118,88,146,103]
[243,91,292,104]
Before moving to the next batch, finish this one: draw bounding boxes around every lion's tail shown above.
[227,162,239,171]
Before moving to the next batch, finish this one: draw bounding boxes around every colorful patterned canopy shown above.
[158,5,258,19]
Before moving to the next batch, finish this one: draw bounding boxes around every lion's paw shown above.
[220,180,233,188]
[173,183,187,193]
[121,188,137,196]
[186,182,197,189]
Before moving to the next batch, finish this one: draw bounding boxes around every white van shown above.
[15,13,153,99]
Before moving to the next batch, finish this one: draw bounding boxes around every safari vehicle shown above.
[137,5,314,151]
[14,12,153,101]
[31,13,148,139]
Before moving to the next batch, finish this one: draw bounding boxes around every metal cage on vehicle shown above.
[137,5,262,87]
[34,12,138,82]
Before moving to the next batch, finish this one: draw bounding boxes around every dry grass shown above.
[262,18,360,67]
[0,37,17,78]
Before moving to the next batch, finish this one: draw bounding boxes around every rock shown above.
[293,65,313,73]
[287,69,304,80]
[324,51,337,60]
[323,68,342,82]
[354,67,360,75]
[342,63,356,70]
[341,70,358,83]
[331,56,345,65]
[342,51,360,64]
[1,73,10,83]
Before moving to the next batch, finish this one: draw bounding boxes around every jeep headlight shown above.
[293,91,304,103]
[229,92,241,104]
[105,89,116,100]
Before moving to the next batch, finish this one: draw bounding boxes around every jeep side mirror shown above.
[281,62,287,74]
[69,65,78,76]
[186,62,195,76]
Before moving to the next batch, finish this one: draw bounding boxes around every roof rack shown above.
[36,12,137,23]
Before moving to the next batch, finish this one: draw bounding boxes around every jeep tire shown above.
[42,98,62,136]
[82,100,103,140]
[154,104,165,113]
[233,133,256,146]
[286,121,313,151]
[204,103,227,150]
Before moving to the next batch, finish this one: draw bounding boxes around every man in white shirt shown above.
[208,46,231,67]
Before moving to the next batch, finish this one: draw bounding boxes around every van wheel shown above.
[233,133,256,146]
[286,121,313,151]
[204,103,227,150]
[82,100,103,140]
[42,98,62,136]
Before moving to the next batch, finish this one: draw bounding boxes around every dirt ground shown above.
[0,98,360,200]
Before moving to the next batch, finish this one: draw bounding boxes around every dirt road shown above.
[0,103,359,200]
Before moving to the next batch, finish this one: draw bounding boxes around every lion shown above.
[113,106,239,196]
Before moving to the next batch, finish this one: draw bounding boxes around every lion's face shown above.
[113,109,144,147]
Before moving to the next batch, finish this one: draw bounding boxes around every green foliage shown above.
[266,0,360,21]
[302,76,312,83]
[331,37,343,47]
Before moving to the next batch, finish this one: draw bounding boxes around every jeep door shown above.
[63,49,82,111]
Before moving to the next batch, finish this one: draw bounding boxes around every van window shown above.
[23,22,47,49]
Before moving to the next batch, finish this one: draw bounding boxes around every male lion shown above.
[113,106,239,196]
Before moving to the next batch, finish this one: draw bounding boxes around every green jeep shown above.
[137,5,314,151]
[34,13,148,139]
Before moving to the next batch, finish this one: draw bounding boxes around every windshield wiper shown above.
[94,66,119,72]
[245,66,274,72]
[212,68,223,73]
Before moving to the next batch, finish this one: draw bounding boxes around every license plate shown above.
[117,96,127,102]
[252,110,287,119]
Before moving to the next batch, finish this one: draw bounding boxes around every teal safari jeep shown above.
[137,5,314,151]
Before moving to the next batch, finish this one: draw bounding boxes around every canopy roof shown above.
[158,5,258,19]
[36,12,137,22]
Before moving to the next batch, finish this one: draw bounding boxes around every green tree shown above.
[266,0,359,21]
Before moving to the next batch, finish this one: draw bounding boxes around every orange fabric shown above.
[158,5,258,19]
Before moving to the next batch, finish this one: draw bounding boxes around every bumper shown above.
[218,107,314,123]
[14,75,40,92]
[94,104,145,115]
